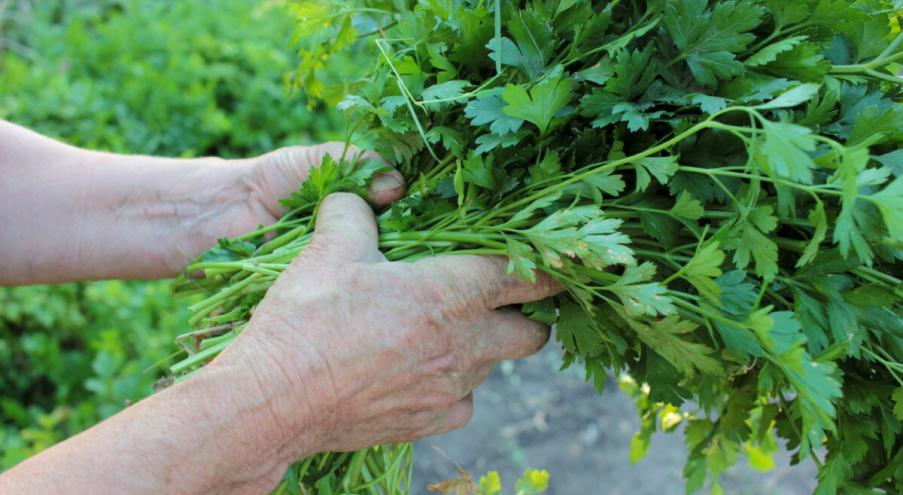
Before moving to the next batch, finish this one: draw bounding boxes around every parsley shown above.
[171,1,903,493]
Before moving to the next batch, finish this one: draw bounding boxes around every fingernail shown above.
[371,173,404,192]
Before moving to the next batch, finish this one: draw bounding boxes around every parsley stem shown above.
[493,0,502,75]
[832,32,903,72]
[863,68,903,84]
[677,166,844,198]
[478,115,726,225]
[862,347,903,387]
[854,267,903,287]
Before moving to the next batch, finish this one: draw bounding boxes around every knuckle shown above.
[415,306,446,335]
[430,263,480,310]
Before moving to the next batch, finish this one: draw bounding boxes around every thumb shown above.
[306,193,382,263]
[252,143,405,218]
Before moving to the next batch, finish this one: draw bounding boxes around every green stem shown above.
[677,166,844,198]
[832,33,903,72]
[478,111,741,226]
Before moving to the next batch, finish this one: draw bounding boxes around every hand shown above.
[0,120,408,284]
[211,192,562,466]
[235,142,406,227]
[0,193,560,495]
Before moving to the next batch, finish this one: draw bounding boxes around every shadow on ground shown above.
[412,342,817,495]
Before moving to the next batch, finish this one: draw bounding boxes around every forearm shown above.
[0,120,258,284]
[0,363,312,495]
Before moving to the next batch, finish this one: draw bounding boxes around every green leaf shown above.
[670,191,705,220]
[486,37,542,78]
[797,202,827,267]
[634,156,679,192]
[893,388,903,421]
[290,153,342,204]
[728,206,779,279]
[759,41,831,82]
[526,208,635,269]
[763,0,809,27]
[464,92,525,135]
[522,297,556,326]
[577,215,636,268]
[579,89,620,128]
[612,281,676,318]
[756,121,818,183]
[421,79,471,108]
[556,299,603,357]
[624,314,724,377]
[502,75,574,134]
[530,150,562,183]
[875,150,903,177]
[425,126,465,158]
[664,0,765,86]
[691,94,730,114]
[752,311,842,452]
[581,172,626,200]
[605,46,658,98]
[555,0,579,16]
[629,432,650,464]
[462,153,496,190]
[682,241,725,303]
[610,263,676,317]
[578,64,614,85]
[509,192,562,223]
[506,238,537,283]
[832,146,876,263]
[514,469,550,494]
[745,35,808,67]
[479,471,502,495]
[486,5,554,80]
[474,130,528,155]
[755,83,820,110]
[869,176,903,242]
[814,455,853,495]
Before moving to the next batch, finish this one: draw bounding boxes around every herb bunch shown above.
[170,1,903,493]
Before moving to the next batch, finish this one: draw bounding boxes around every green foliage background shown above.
[0,0,343,469]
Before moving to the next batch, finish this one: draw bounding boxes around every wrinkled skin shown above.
[215,192,562,467]
[0,119,406,284]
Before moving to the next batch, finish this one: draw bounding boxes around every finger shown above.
[475,310,551,362]
[431,393,474,436]
[416,255,563,309]
[313,143,406,206]
[368,169,406,206]
[460,362,495,394]
[252,143,404,216]
[307,193,380,263]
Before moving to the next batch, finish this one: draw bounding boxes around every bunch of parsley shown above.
[170,1,903,493]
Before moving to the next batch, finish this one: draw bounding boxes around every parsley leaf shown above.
[502,75,574,135]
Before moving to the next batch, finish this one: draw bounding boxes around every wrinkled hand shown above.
[240,143,406,225]
[211,193,561,463]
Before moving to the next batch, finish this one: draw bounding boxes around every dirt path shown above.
[412,344,817,495]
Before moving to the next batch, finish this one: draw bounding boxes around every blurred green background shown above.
[0,0,344,468]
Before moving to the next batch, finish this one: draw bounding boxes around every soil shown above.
[412,342,818,495]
